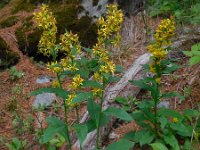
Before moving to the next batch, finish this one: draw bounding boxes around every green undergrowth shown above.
[0,37,19,70]
[0,16,19,28]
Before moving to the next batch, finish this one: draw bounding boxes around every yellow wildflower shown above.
[66,94,77,108]
[52,80,60,88]
[92,88,103,96]
[155,77,161,84]
[172,117,179,123]
[68,74,84,90]
[47,61,62,73]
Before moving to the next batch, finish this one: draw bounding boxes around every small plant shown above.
[9,66,24,81]
[5,138,26,150]
[183,42,200,65]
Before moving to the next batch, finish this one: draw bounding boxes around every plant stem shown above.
[75,106,82,150]
[96,78,105,149]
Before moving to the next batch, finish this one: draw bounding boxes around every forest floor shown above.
[0,1,200,150]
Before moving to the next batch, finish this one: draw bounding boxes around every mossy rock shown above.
[0,37,19,70]
[0,16,19,29]
[54,5,97,47]
[0,0,11,9]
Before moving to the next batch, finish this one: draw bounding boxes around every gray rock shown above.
[36,75,51,84]
[109,131,119,140]
[33,93,56,108]
[157,101,170,109]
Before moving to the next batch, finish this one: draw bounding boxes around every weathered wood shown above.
[73,53,151,150]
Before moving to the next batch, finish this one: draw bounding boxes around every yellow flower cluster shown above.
[66,94,78,108]
[60,31,81,57]
[97,4,124,44]
[47,61,62,73]
[33,4,57,56]
[68,74,84,90]
[154,18,175,46]
[60,31,82,72]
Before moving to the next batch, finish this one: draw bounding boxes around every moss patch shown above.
[0,37,19,70]
[0,16,19,28]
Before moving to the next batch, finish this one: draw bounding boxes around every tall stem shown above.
[75,106,82,150]
[96,78,105,149]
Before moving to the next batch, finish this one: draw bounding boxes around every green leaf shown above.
[183,51,193,57]
[161,92,185,101]
[30,88,69,99]
[104,107,132,121]
[158,108,183,120]
[115,97,128,105]
[139,131,155,146]
[191,43,200,51]
[87,99,101,125]
[115,65,124,73]
[150,143,168,150]
[106,139,134,150]
[123,131,136,140]
[158,116,168,129]
[82,47,93,53]
[74,124,88,145]
[72,92,93,103]
[189,56,200,65]
[164,134,179,150]
[82,80,103,89]
[42,117,69,144]
[184,109,199,117]
[170,123,192,137]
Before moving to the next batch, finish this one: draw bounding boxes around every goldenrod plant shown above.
[108,18,200,149]
[31,3,132,150]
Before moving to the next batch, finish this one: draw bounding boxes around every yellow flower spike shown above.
[68,74,84,90]
[34,4,57,56]
[60,31,81,56]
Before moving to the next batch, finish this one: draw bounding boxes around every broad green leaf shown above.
[43,117,69,144]
[106,139,134,150]
[189,56,200,65]
[123,131,136,140]
[164,134,179,150]
[115,97,128,105]
[158,108,183,120]
[86,119,96,132]
[72,92,93,103]
[77,68,89,79]
[87,99,101,125]
[184,109,199,118]
[170,123,192,137]
[74,124,88,145]
[104,107,132,121]
[82,80,103,89]
[30,88,69,99]
[183,51,193,57]
[150,143,168,150]
[139,131,155,146]
[191,43,200,51]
